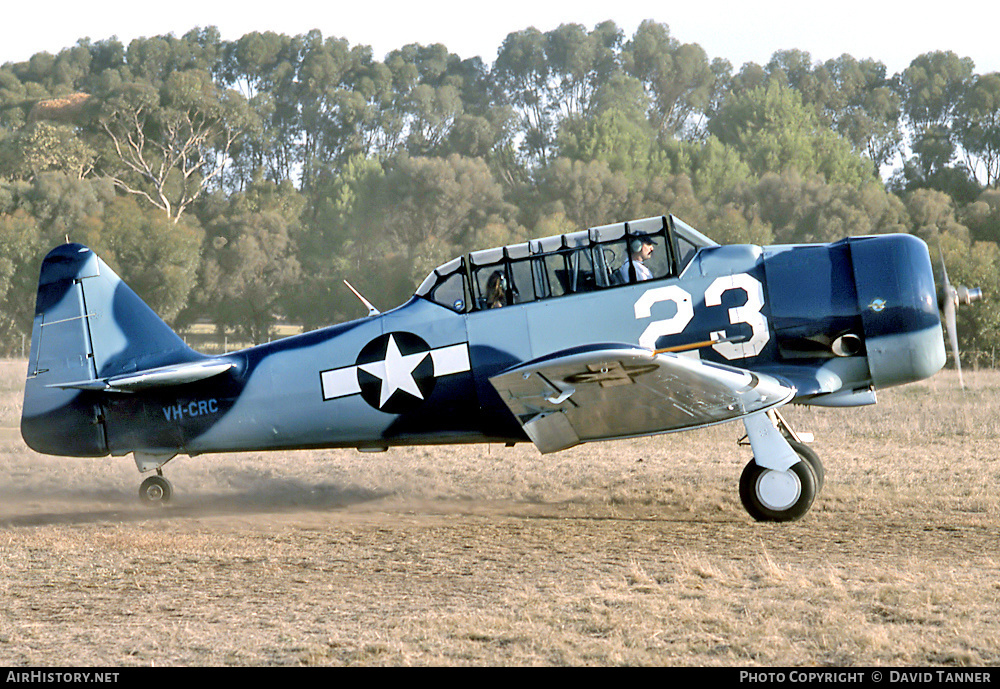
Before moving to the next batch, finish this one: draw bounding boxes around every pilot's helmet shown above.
[629,235,657,254]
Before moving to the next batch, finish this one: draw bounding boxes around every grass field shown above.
[1,359,999,666]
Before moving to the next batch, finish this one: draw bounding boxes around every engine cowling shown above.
[848,233,945,389]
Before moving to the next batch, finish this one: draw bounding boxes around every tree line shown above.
[1,21,999,357]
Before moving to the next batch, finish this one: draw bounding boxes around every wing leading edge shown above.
[488,344,795,454]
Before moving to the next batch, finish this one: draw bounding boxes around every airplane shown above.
[19,214,982,521]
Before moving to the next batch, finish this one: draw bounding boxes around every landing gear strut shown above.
[738,410,824,522]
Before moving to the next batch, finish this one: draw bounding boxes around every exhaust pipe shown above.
[831,333,863,357]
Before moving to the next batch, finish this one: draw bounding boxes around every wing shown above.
[489,344,794,454]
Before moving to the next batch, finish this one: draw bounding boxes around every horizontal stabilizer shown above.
[47,358,235,393]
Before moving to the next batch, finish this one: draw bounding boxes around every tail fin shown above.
[21,244,198,456]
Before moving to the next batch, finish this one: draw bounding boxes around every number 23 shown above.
[633,273,769,360]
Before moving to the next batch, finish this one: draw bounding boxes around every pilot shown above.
[617,236,656,283]
[485,270,507,308]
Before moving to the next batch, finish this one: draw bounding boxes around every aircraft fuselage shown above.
[75,233,942,459]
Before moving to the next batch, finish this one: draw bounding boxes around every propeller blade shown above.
[939,248,964,389]
[943,289,964,389]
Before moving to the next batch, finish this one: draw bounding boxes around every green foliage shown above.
[90,196,204,322]
[0,121,95,179]
[195,178,302,343]
[0,209,42,350]
[0,23,997,356]
[623,20,717,138]
[708,82,875,185]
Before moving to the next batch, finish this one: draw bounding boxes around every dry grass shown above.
[1,359,999,666]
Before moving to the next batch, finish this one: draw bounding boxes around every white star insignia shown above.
[358,334,429,407]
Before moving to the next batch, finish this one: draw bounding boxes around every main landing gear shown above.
[738,410,825,523]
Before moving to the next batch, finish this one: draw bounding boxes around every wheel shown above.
[739,458,817,522]
[788,439,824,493]
[139,475,173,506]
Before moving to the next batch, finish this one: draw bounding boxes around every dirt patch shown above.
[1,363,999,666]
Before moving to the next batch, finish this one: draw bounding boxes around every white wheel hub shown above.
[755,468,801,511]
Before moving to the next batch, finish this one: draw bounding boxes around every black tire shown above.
[739,458,817,522]
[788,439,824,493]
[139,475,173,506]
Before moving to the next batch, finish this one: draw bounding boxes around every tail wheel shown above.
[139,475,173,506]
[739,459,817,522]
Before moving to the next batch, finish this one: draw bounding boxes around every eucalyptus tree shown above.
[385,42,472,156]
[828,56,903,174]
[93,66,258,223]
[493,22,625,168]
[220,30,304,186]
[195,177,304,343]
[493,26,559,167]
[297,32,400,185]
[895,51,977,194]
[622,20,717,140]
[955,72,1000,188]
[708,81,874,185]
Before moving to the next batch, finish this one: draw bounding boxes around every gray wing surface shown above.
[489,345,795,453]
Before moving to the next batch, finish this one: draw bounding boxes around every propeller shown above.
[939,249,983,389]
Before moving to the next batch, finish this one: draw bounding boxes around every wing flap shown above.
[47,358,235,393]
[489,345,794,453]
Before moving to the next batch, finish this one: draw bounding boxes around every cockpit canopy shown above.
[415,215,717,313]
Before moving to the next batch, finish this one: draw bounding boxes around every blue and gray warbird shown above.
[20,215,981,521]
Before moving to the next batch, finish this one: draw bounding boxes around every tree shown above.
[555,101,655,179]
[380,154,511,283]
[939,230,1000,357]
[818,55,902,173]
[745,170,907,244]
[905,187,970,242]
[292,155,388,327]
[896,51,978,195]
[0,121,95,180]
[901,51,975,133]
[962,189,1000,243]
[623,20,716,139]
[656,135,752,201]
[18,172,112,245]
[492,27,557,167]
[708,81,874,185]
[532,157,630,229]
[0,209,42,354]
[956,73,1000,188]
[220,31,304,186]
[95,69,257,222]
[298,33,384,178]
[196,178,303,343]
[87,195,204,322]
